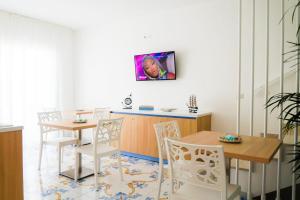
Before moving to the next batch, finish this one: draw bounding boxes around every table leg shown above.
[59,129,94,180]
[78,129,82,173]
[226,158,231,183]
[261,164,266,200]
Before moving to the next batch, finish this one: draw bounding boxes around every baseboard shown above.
[121,151,168,164]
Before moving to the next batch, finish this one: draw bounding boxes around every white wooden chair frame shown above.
[164,138,240,200]
[154,120,181,199]
[74,118,124,187]
[93,107,111,121]
[37,111,78,172]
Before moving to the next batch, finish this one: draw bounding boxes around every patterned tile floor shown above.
[23,144,169,200]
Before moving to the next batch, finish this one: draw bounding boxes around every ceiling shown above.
[0,0,201,30]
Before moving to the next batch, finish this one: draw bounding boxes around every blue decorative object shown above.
[219,134,242,143]
[224,135,237,142]
[139,105,154,111]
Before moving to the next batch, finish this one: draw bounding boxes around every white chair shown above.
[74,118,124,187]
[93,107,111,120]
[91,107,111,145]
[153,121,181,199]
[92,107,111,136]
[37,111,78,172]
[164,138,241,200]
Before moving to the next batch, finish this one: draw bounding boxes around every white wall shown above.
[74,0,298,196]
[75,1,239,132]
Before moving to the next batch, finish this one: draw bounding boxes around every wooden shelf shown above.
[0,128,24,200]
[111,112,211,158]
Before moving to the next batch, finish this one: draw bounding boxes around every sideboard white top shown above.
[111,109,212,119]
[0,124,23,133]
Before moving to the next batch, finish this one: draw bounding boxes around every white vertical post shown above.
[248,0,255,199]
[292,5,299,200]
[276,1,285,200]
[236,0,242,185]
[262,0,270,200]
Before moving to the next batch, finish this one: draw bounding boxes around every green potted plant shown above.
[266,0,300,179]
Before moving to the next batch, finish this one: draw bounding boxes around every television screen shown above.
[134,51,176,81]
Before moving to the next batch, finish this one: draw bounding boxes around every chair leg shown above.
[168,178,174,200]
[74,152,79,181]
[38,142,43,170]
[98,158,101,173]
[157,158,164,200]
[117,154,123,181]
[58,145,61,173]
[94,156,98,188]
[61,146,64,164]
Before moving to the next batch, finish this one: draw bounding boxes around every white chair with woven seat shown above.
[154,121,181,200]
[74,118,124,187]
[164,138,241,200]
[37,111,78,172]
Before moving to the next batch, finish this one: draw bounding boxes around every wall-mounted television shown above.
[134,51,176,81]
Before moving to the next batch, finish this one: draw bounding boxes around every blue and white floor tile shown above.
[23,145,169,200]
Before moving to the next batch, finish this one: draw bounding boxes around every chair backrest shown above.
[154,121,181,160]
[93,118,124,150]
[93,107,111,121]
[37,111,62,134]
[164,138,227,199]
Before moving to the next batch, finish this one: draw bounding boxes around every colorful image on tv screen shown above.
[134,51,176,81]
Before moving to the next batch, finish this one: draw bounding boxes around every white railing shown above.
[237,0,293,199]
[292,2,299,198]
[236,0,242,186]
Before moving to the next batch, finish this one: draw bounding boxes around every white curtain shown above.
[0,11,75,144]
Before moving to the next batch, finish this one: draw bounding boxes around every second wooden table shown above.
[181,131,282,163]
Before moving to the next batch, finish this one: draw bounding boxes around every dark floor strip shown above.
[253,184,300,200]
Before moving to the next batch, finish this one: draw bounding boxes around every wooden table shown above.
[39,120,97,180]
[181,131,282,198]
[181,131,282,163]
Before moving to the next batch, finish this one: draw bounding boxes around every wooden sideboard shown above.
[111,110,211,158]
[0,126,24,200]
